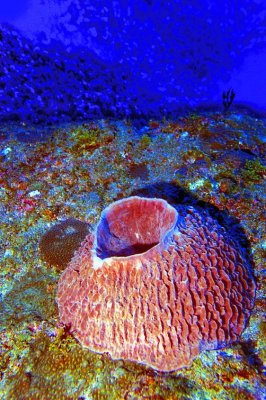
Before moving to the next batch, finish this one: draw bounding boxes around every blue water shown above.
[0,0,266,123]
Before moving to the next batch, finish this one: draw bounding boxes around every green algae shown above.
[70,125,102,151]
[139,134,152,149]
[70,124,114,153]
[240,159,266,185]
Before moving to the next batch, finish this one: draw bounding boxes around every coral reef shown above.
[39,218,91,269]
[0,112,265,398]
[57,196,256,372]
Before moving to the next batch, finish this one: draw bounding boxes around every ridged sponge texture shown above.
[56,197,256,371]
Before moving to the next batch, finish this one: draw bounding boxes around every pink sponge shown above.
[56,196,256,371]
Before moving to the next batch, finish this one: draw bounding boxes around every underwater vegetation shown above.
[240,159,266,185]
[222,88,236,114]
[70,124,115,153]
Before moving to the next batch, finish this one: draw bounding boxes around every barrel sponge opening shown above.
[95,196,178,259]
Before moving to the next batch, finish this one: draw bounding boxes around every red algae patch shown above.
[56,196,256,372]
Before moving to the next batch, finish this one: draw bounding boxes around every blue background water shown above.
[1,0,266,122]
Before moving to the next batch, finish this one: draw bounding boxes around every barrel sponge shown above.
[56,196,256,371]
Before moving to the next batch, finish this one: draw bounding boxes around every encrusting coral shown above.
[39,218,91,269]
[56,196,256,372]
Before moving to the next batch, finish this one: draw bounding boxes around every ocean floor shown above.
[0,111,265,399]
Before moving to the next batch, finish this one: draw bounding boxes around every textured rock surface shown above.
[56,197,256,371]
